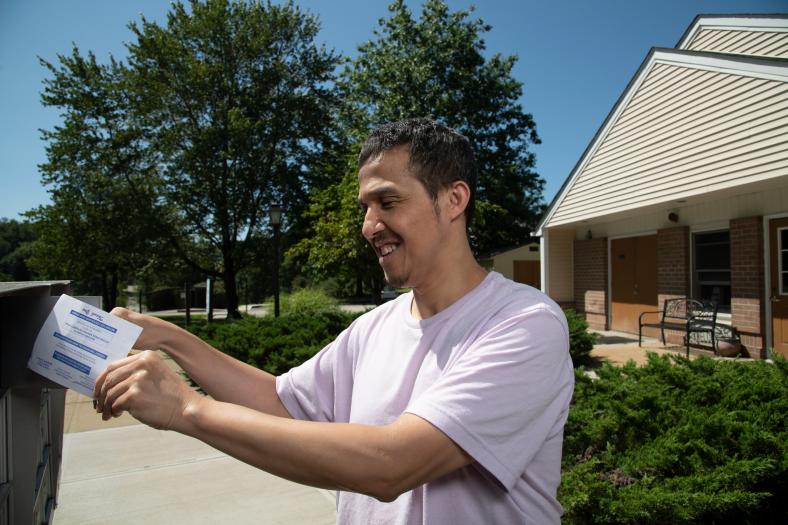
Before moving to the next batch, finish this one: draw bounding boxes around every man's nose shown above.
[362,208,385,238]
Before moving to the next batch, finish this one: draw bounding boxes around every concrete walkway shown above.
[53,353,336,524]
[54,425,336,525]
[589,330,688,366]
[586,329,751,366]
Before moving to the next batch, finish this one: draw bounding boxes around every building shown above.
[479,241,541,288]
[537,14,788,358]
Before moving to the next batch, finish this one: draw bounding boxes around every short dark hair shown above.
[358,118,478,224]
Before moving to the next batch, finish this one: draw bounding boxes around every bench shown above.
[638,298,718,357]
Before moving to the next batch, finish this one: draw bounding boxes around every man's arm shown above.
[110,308,291,418]
[94,350,472,502]
[184,400,472,502]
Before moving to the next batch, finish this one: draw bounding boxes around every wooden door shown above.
[611,235,658,334]
[769,217,788,358]
[513,260,540,288]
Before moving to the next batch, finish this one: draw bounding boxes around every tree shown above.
[288,154,385,300]
[0,219,37,281]
[30,48,165,309]
[124,0,341,317]
[342,0,544,255]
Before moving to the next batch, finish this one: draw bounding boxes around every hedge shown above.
[186,309,360,375]
[560,354,788,524]
[565,308,598,366]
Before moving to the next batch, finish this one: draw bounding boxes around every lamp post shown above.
[269,204,282,317]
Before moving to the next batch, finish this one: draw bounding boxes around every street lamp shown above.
[269,204,282,317]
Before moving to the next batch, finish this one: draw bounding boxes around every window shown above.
[780,228,788,294]
[693,230,731,312]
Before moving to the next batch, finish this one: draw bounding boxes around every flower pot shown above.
[716,338,741,357]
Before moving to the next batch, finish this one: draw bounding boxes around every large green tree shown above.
[331,0,544,257]
[0,219,37,281]
[30,48,164,309]
[288,153,385,299]
[124,0,341,317]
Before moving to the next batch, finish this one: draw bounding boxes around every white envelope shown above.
[27,294,143,397]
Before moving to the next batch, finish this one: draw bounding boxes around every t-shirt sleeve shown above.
[405,305,575,491]
[275,324,356,423]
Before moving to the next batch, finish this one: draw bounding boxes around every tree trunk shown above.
[355,272,363,297]
[223,257,242,319]
[366,275,383,305]
[100,271,110,311]
[108,271,118,310]
[184,280,191,327]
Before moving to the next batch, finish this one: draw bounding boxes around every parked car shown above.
[381,286,398,301]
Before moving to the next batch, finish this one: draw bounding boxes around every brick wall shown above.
[557,301,576,311]
[657,226,690,345]
[573,238,607,330]
[730,216,765,358]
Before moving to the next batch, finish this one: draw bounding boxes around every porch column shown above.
[546,228,575,309]
[657,226,690,346]
[730,216,765,358]
[573,238,607,330]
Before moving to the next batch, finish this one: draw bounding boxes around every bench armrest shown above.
[638,310,663,323]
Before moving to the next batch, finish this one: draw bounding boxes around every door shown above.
[513,260,540,288]
[769,217,788,358]
[611,235,658,334]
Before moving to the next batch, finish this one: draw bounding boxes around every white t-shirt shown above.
[276,272,575,524]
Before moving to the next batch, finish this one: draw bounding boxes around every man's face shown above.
[358,146,449,289]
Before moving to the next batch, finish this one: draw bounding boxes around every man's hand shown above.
[107,308,290,418]
[93,350,202,431]
[109,307,171,351]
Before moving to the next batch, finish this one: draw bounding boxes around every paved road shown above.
[148,303,377,320]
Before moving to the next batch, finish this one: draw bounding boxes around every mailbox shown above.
[0,281,71,525]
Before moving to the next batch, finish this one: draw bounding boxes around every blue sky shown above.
[0,0,784,221]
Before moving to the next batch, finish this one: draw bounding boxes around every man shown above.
[95,118,574,524]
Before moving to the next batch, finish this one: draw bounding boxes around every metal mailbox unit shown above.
[0,281,70,525]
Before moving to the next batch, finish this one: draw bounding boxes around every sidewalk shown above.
[589,330,687,366]
[54,354,336,524]
[587,329,749,366]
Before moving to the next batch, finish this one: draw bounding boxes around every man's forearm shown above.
[157,323,291,418]
[94,335,472,502]
[179,396,403,501]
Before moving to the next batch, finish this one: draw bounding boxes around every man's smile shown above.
[380,244,399,256]
[374,239,401,260]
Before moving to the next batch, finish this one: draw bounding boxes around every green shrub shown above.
[565,309,598,366]
[187,310,359,375]
[560,354,788,524]
[281,287,339,314]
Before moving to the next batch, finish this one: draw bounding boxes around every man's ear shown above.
[445,181,471,222]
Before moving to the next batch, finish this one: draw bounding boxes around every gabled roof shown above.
[536,15,788,235]
[677,13,788,50]
[479,240,539,260]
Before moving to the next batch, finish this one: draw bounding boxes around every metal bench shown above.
[638,298,718,357]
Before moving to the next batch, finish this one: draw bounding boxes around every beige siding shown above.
[548,63,788,227]
[585,180,788,240]
[483,244,540,280]
[687,28,788,58]
[547,229,574,302]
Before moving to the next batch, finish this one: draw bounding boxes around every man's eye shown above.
[381,201,395,209]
